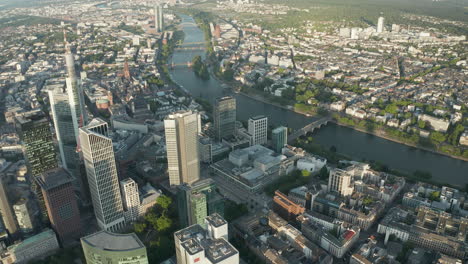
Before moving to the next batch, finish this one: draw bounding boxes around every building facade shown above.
[120,178,140,223]
[248,115,268,146]
[7,229,59,264]
[81,231,148,264]
[164,111,201,186]
[0,176,18,237]
[328,168,354,197]
[271,126,287,153]
[79,119,125,232]
[37,168,81,244]
[214,96,236,141]
[13,198,35,235]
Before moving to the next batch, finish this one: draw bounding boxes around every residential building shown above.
[13,198,35,235]
[37,168,81,244]
[248,115,268,145]
[328,168,353,197]
[271,126,287,153]
[164,111,201,186]
[272,190,305,221]
[174,213,238,264]
[120,178,140,223]
[214,96,236,141]
[81,230,148,264]
[79,119,125,232]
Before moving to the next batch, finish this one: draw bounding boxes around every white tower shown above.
[120,178,140,223]
[328,168,354,197]
[79,119,125,232]
[248,115,268,145]
[377,16,385,33]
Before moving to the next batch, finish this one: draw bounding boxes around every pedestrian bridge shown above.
[288,116,331,143]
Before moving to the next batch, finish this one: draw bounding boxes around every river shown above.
[169,14,468,187]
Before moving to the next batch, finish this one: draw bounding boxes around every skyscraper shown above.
[81,231,148,264]
[154,4,163,32]
[213,96,236,141]
[37,168,81,244]
[272,126,287,153]
[248,115,268,146]
[120,178,140,223]
[0,175,18,237]
[49,44,88,201]
[15,111,57,179]
[177,179,225,228]
[13,198,35,234]
[164,111,201,186]
[377,16,385,33]
[79,119,125,232]
[328,168,354,197]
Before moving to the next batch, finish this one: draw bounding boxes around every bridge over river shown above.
[287,116,332,143]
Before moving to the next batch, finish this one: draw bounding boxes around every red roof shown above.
[343,230,356,240]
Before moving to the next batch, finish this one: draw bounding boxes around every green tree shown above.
[318,166,329,180]
[301,170,311,177]
[156,214,172,232]
[134,222,147,234]
[429,191,440,201]
[429,131,447,145]
[418,120,427,129]
[157,195,172,211]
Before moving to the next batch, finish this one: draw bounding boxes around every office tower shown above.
[15,111,57,179]
[79,119,125,232]
[248,115,268,145]
[174,214,239,264]
[328,168,354,197]
[6,229,59,264]
[13,198,35,234]
[0,176,18,236]
[213,96,236,141]
[377,16,385,33]
[120,178,140,223]
[81,231,148,264]
[37,168,81,244]
[49,45,88,201]
[154,4,163,32]
[164,111,201,186]
[177,179,224,228]
[272,126,287,153]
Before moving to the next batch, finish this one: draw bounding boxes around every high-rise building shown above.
[120,178,140,224]
[248,115,268,145]
[174,213,238,264]
[37,168,81,244]
[377,16,385,33]
[79,119,125,232]
[0,176,18,237]
[328,168,354,197]
[164,111,201,186]
[13,198,35,234]
[6,229,59,264]
[177,179,225,228]
[154,4,163,32]
[272,126,287,153]
[213,96,236,141]
[49,45,88,202]
[15,111,57,179]
[81,231,148,264]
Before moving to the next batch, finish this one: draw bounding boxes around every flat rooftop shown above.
[36,168,74,190]
[206,213,227,228]
[81,231,144,252]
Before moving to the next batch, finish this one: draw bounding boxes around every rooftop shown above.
[206,213,227,228]
[81,231,145,252]
[36,168,74,191]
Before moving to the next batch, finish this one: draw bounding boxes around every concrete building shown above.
[37,168,81,244]
[271,126,287,153]
[7,229,59,264]
[120,178,140,223]
[13,198,35,235]
[377,16,385,33]
[213,96,236,141]
[174,214,239,264]
[0,175,18,237]
[79,119,125,232]
[154,4,163,32]
[248,115,268,146]
[273,190,305,221]
[81,231,148,264]
[164,111,201,186]
[328,168,353,197]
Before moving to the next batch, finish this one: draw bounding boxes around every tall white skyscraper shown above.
[377,16,385,33]
[164,111,201,186]
[48,44,88,200]
[120,178,140,223]
[79,119,125,232]
[154,4,163,32]
[328,168,354,197]
[248,115,268,146]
